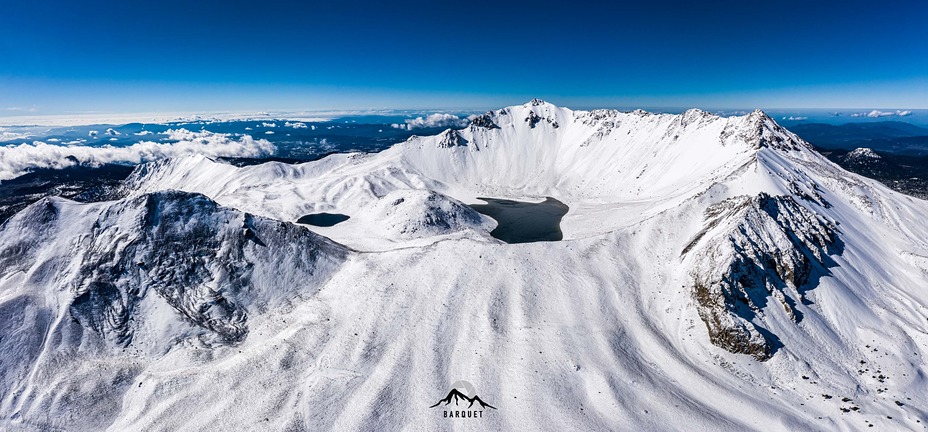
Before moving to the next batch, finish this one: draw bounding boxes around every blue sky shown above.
[1,0,926,115]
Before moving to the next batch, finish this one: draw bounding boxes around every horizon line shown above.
[1,105,926,128]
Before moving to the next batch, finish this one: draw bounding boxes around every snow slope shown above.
[2,100,928,431]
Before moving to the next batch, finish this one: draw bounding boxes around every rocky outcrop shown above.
[469,113,499,129]
[436,129,467,148]
[746,110,808,151]
[522,100,560,129]
[0,191,348,349]
[525,111,559,129]
[684,193,840,360]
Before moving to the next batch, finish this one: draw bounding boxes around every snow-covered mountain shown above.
[839,147,887,171]
[2,100,927,430]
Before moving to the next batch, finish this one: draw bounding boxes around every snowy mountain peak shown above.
[749,108,769,118]
[526,98,549,107]
[724,108,812,152]
[838,147,886,171]
[127,102,827,213]
[506,100,563,129]
[847,147,881,160]
[436,128,466,148]
[683,107,713,117]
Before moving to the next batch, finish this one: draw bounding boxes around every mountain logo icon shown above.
[429,380,497,413]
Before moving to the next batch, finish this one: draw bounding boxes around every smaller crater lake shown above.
[469,197,569,244]
[296,213,351,227]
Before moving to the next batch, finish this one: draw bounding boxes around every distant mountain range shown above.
[787,121,928,155]
[783,121,928,199]
[818,147,928,199]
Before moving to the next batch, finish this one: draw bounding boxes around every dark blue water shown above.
[469,197,568,244]
[296,213,350,227]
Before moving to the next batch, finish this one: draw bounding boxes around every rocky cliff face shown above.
[436,129,467,148]
[684,193,840,360]
[0,190,348,351]
[468,112,499,129]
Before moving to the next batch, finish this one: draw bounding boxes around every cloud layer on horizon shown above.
[850,109,914,118]
[391,113,475,130]
[0,129,275,181]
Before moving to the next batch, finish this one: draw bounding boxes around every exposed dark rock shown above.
[1,190,349,348]
[69,282,131,346]
[0,164,133,225]
[528,98,547,106]
[469,113,499,129]
[788,180,832,208]
[745,110,810,151]
[685,193,841,360]
[524,111,559,129]
[526,111,543,128]
[437,129,467,148]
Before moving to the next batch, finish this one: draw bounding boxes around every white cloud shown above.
[782,116,808,121]
[850,109,914,118]
[265,131,275,135]
[262,122,277,128]
[134,130,154,136]
[88,130,99,137]
[285,121,308,129]
[0,112,334,127]
[715,110,749,117]
[105,128,121,136]
[4,107,37,113]
[0,128,32,141]
[393,113,475,130]
[868,110,895,118]
[0,129,276,181]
